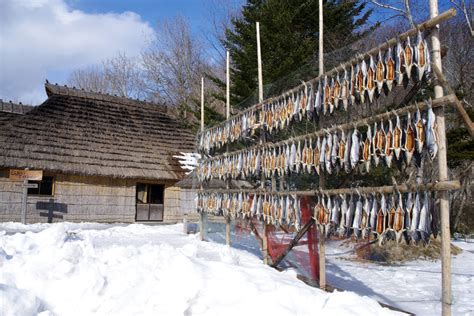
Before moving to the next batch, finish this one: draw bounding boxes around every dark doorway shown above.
[136,183,164,221]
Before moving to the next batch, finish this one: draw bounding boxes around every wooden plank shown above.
[9,169,43,181]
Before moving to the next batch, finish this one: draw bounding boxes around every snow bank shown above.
[0,223,401,316]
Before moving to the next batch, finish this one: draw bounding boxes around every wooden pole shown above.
[200,77,206,241]
[429,1,452,315]
[256,20,269,264]
[198,180,461,195]
[256,22,264,103]
[225,52,232,246]
[318,0,326,291]
[21,168,28,225]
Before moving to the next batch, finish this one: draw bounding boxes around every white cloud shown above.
[0,0,155,104]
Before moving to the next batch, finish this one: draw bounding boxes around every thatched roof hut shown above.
[0,83,195,180]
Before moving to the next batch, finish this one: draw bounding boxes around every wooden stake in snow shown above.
[256,22,264,104]
[318,0,326,291]
[200,77,206,242]
[429,1,452,315]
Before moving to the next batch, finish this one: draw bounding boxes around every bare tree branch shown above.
[368,0,416,28]
[450,0,474,36]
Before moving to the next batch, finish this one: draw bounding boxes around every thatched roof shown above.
[0,100,34,127]
[0,83,196,180]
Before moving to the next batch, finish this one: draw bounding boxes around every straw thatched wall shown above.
[0,172,136,223]
[0,170,197,224]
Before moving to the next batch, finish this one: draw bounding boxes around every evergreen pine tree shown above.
[223,0,373,108]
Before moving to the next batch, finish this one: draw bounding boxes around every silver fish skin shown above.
[346,195,356,237]
[296,140,302,173]
[367,55,376,103]
[350,128,360,169]
[315,81,322,115]
[376,50,385,92]
[372,122,380,166]
[365,124,372,172]
[404,112,415,165]
[414,31,427,80]
[410,192,421,243]
[331,196,340,225]
[362,195,372,239]
[294,195,301,231]
[349,65,356,106]
[344,130,352,173]
[404,192,414,231]
[341,68,349,111]
[285,144,291,173]
[396,41,405,85]
[426,103,438,160]
[329,78,335,114]
[325,133,333,174]
[417,192,432,243]
[331,133,339,168]
[352,195,363,239]
[307,139,313,173]
[339,195,348,237]
[404,36,414,79]
[250,194,257,217]
[369,193,378,231]
[320,136,327,173]
[290,141,296,169]
[306,83,313,119]
[315,137,321,175]
[323,76,329,115]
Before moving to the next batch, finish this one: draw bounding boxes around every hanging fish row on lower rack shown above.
[196,103,439,181]
[196,192,303,231]
[199,31,431,154]
[314,191,437,246]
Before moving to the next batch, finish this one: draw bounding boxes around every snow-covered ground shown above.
[0,222,401,316]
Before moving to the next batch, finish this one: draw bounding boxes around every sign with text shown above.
[9,169,43,181]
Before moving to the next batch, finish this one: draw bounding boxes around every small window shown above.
[136,183,164,204]
[28,176,54,196]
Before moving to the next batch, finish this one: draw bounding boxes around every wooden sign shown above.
[9,169,43,181]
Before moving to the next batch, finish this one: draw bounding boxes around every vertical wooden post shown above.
[429,1,451,315]
[225,51,232,246]
[200,77,206,241]
[256,22,269,264]
[318,0,326,291]
[256,22,264,104]
[21,169,28,225]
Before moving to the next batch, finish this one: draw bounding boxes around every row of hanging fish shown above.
[198,31,431,154]
[197,104,438,181]
[196,192,302,231]
[314,191,437,245]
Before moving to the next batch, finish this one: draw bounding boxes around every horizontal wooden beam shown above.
[200,8,457,135]
[198,180,461,195]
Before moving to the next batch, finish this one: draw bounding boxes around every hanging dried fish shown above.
[367,55,376,103]
[296,140,302,173]
[385,119,394,168]
[323,76,331,115]
[385,47,396,91]
[404,36,414,80]
[350,128,360,169]
[362,194,371,239]
[325,132,333,174]
[410,192,421,244]
[294,195,301,231]
[352,193,363,239]
[306,83,314,120]
[376,194,387,239]
[414,106,425,154]
[307,138,314,173]
[404,112,416,165]
[362,124,372,172]
[332,73,342,109]
[341,68,350,111]
[375,50,385,93]
[349,65,356,106]
[426,101,439,160]
[356,61,367,104]
[369,193,378,235]
[345,194,356,238]
[338,195,348,238]
[344,130,352,174]
[372,122,381,166]
[393,114,403,160]
[338,129,346,170]
[396,41,406,85]
[329,195,341,238]
[314,137,321,175]
[331,132,339,170]
[320,135,327,173]
[418,192,432,244]
[414,31,430,81]
[315,80,322,115]
[394,193,405,243]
